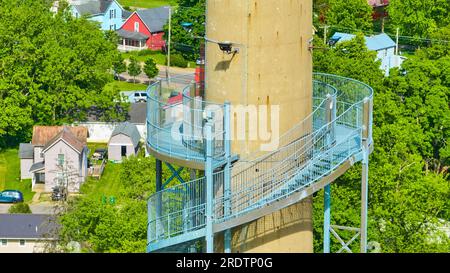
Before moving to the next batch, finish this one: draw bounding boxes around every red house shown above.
[367,0,390,20]
[117,6,169,51]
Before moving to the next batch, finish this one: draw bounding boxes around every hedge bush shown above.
[8,203,32,214]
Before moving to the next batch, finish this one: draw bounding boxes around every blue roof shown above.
[366,33,396,51]
[330,32,356,43]
[330,32,396,51]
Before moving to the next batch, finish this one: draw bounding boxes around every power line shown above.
[325,25,449,44]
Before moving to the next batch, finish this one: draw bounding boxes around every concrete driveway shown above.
[0,204,11,213]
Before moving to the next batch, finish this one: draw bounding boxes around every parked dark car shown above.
[0,190,24,203]
[92,148,107,161]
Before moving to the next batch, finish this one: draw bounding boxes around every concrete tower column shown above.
[205,0,314,253]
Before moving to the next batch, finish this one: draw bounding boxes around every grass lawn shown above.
[121,50,166,64]
[0,148,35,202]
[80,163,123,201]
[121,50,197,68]
[104,81,148,92]
[119,0,175,9]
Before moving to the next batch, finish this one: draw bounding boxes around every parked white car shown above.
[133,92,148,103]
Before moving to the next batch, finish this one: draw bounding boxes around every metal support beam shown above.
[326,93,337,145]
[323,93,335,253]
[163,163,185,188]
[323,184,331,253]
[360,98,371,253]
[156,159,162,192]
[156,159,162,219]
[205,120,214,253]
[360,140,369,253]
[223,102,232,253]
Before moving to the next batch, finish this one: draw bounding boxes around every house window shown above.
[19,240,25,247]
[57,154,64,166]
[121,146,127,157]
[134,22,139,32]
[110,9,116,19]
[1,239,7,246]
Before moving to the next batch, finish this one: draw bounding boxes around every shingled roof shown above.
[0,214,59,239]
[32,126,88,147]
[122,9,132,20]
[18,143,34,159]
[136,6,170,33]
[111,122,141,147]
[117,28,149,41]
[42,127,87,154]
[72,0,115,16]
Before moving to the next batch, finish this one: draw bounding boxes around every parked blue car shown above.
[0,190,24,203]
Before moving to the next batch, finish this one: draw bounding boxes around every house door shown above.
[35,173,45,184]
[121,146,127,157]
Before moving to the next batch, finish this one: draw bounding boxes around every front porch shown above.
[116,29,149,52]
[31,171,45,192]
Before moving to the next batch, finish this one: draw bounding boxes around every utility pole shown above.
[166,6,172,86]
[321,25,329,45]
[395,28,399,55]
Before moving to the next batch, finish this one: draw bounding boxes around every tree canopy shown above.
[324,0,373,31]
[313,32,450,253]
[0,0,126,147]
[387,0,450,38]
[143,58,159,79]
[164,0,205,60]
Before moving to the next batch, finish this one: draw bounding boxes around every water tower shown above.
[204,0,314,252]
[146,0,373,254]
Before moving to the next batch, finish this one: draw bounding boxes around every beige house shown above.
[19,126,89,193]
[108,122,141,162]
[0,214,58,253]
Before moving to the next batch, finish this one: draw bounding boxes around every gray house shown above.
[108,122,141,162]
[0,214,58,253]
[19,126,89,193]
[19,143,34,180]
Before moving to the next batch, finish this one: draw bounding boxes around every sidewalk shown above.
[156,65,195,74]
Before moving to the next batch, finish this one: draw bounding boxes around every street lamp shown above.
[164,6,172,86]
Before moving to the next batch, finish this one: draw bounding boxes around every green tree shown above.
[167,53,188,68]
[59,156,157,252]
[0,0,125,147]
[143,58,159,79]
[387,0,450,38]
[164,0,205,60]
[312,33,450,252]
[127,56,142,83]
[113,54,127,75]
[325,0,373,32]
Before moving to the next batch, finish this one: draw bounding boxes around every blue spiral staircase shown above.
[145,73,374,253]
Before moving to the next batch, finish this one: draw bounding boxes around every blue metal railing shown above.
[146,81,226,161]
[146,73,373,251]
